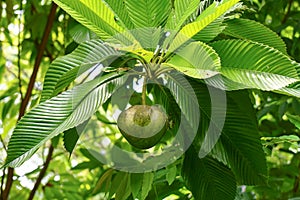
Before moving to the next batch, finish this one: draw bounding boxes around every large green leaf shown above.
[219,91,267,184]
[53,0,132,44]
[223,18,287,54]
[4,73,126,167]
[182,148,237,200]
[211,40,300,90]
[190,80,267,185]
[168,0,240,52]
[165,41,221,79]
[41,39,122,102]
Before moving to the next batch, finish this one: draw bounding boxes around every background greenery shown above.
[0,0,300,199]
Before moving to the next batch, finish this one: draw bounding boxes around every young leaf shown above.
[168,0,240,52]
[4,73,126,168]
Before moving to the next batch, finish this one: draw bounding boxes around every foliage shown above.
[0,0,300,200]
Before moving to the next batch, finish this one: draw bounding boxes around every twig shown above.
[27,145,54,200]
[18,1,24,101]
[1,3,58,200]
[281,0,293,24]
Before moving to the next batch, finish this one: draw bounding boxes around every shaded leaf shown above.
[182,148,237,200]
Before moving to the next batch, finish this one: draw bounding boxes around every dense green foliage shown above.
[0,0,300,200]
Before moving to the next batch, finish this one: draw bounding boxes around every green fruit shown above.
[117,105,168,149]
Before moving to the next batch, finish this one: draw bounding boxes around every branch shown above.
[1,3,58,200]
[281,0,293,24]
[27,145,54,200]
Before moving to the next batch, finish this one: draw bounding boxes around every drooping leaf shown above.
[165,72,200,134]
[182,148,237,200]
[165,41,221,79]
[211,39,300,90]
[4,73,126,167]
[189,79,267,185]
[223,18,287,54]
[41,39,123,102]
[219,90,268,184]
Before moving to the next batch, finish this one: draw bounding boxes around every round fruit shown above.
[117,105,168,149]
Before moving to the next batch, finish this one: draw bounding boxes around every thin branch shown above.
[281,0,293,24]
[27,145,54,200]
[0,134,6,200]
[18,1,24,102]
[1,3,58,200]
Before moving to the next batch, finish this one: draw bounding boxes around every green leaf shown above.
[103,0,135,30]
[93,169,114,195]
[190,80,267,185]
[165,41,221,79]
[125,0,171,28]
[53,0,128,42]
[4,73,126,167]
[223,18,287,54]
[287,114,300,129]
[130,173,143,198]
[211,40,300,90]
[182,148,237,200]
[166,0,201,30]
[165,72,200,135]
[41,39,122,102]
[193,17,225,42]
[140,172,154,200]
[168,0,240,52]
[115,173,131,200]
[166,165,177,185]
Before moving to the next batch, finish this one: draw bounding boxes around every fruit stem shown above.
[142,77,147,105]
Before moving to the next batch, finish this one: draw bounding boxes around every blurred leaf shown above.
[287,114,300,129]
